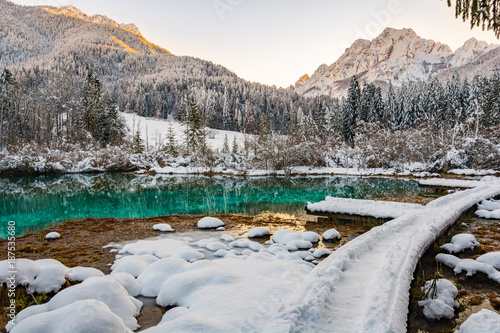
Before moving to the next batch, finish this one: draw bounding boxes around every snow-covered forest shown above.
[1,65,500,175]
[0,0,499,175]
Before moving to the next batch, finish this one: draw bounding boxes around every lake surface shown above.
[1,173,425,238]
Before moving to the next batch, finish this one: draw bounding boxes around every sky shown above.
[9,0,500,88]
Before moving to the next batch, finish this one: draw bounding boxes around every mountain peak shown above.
[380,27,417,39]
[43,5,142,36]
[293,27,498,98]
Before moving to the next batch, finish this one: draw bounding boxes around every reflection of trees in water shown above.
[1,174,422,237]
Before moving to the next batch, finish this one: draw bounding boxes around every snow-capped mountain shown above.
[43,5,142,36]
[294,28,500,98]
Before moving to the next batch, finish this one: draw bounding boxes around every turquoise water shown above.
[0,174,424,238]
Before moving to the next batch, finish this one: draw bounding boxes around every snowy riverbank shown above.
[2,177,499,332]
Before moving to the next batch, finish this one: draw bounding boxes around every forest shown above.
[1,64,500,175]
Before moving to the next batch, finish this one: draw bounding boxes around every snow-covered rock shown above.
[322,228,341,241]
[418,279,459,320]
[8,299,133,333]
[455,309,500,333]
[153,224,175,232]
[247,227,271,238]
[476,252,500,270]
[441,234,480,253]
[436,253,500,283]
[66,267,105,282]
[8,277,142,331]
[197,217,224,229]
[111,254,159,278]
[220,234,234,242]
[119,238,204,261]
[45,232,60,239]
[454,259,500,283]
[312,248,333,258]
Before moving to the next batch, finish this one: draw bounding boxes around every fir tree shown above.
[133,128,145,154]
[82,72,103,140]
[232,136,238,154]
[0,68,16,150]
[222,134,230,154]
[446,0,500,38]
[343,76,361,146]
[164,123,179,157]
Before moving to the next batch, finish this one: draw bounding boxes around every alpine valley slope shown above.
[293,28,500,98]
[0,0,304,134]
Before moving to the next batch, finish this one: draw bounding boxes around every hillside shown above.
[0,0,320,135]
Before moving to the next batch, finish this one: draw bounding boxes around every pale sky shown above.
[9,0,500,88]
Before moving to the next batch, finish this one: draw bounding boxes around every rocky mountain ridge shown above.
[293,28,500,98]
[43,5,142,36]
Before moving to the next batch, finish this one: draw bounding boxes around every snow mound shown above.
[476,252,500,270]
[436,253,462,269]
[455,309,500,333]
[220,234,234,242]
[475,199,500,219]
[436,253,500,283]
[271,229,315,249]
[0,259,70,294]
[119,238,204,261]
[475,209,500,219]
[322,228,341,241]
[66,267,105,282]
[152,257,312,332]
[8,300,133,333]
[313,248,334,258]
[229,238,263,251]
[307,197,423,219]
[153,224,175,232]
[45,232,61,239]
[441,234,480,253]
[418,279,459,320]
[137,258,190,298]
[111,254,159,278]
[198,217,224,229]
[454,259,500,282]
[477,199,500,211]
[8,277,141,331]
[247,227,271,238]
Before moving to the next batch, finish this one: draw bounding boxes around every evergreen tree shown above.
[133,128,144,154]
[343,76,361,146]
[232,136,238,154]
[0,68,16,150]
[446,0,500,38]
[184,97,204,154]
[164,123,179,157]
[82,72,103,140]
[222,134,230,154]
[384,82,398,128]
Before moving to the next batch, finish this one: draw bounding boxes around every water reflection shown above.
[1,174,422,238]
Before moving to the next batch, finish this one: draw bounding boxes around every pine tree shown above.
[184,97,204,154]
[0,68,16,150]
[343,76,361,146]
[164,123,178,157]
[232,136,238,154]
[222,134,230,154]
[384,82,398,128]
[82,72,103,140]
[446,0,500,38]
[133,128,145,154]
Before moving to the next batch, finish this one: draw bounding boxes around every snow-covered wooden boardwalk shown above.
[306,197,424,220]
[270,177,500,332]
